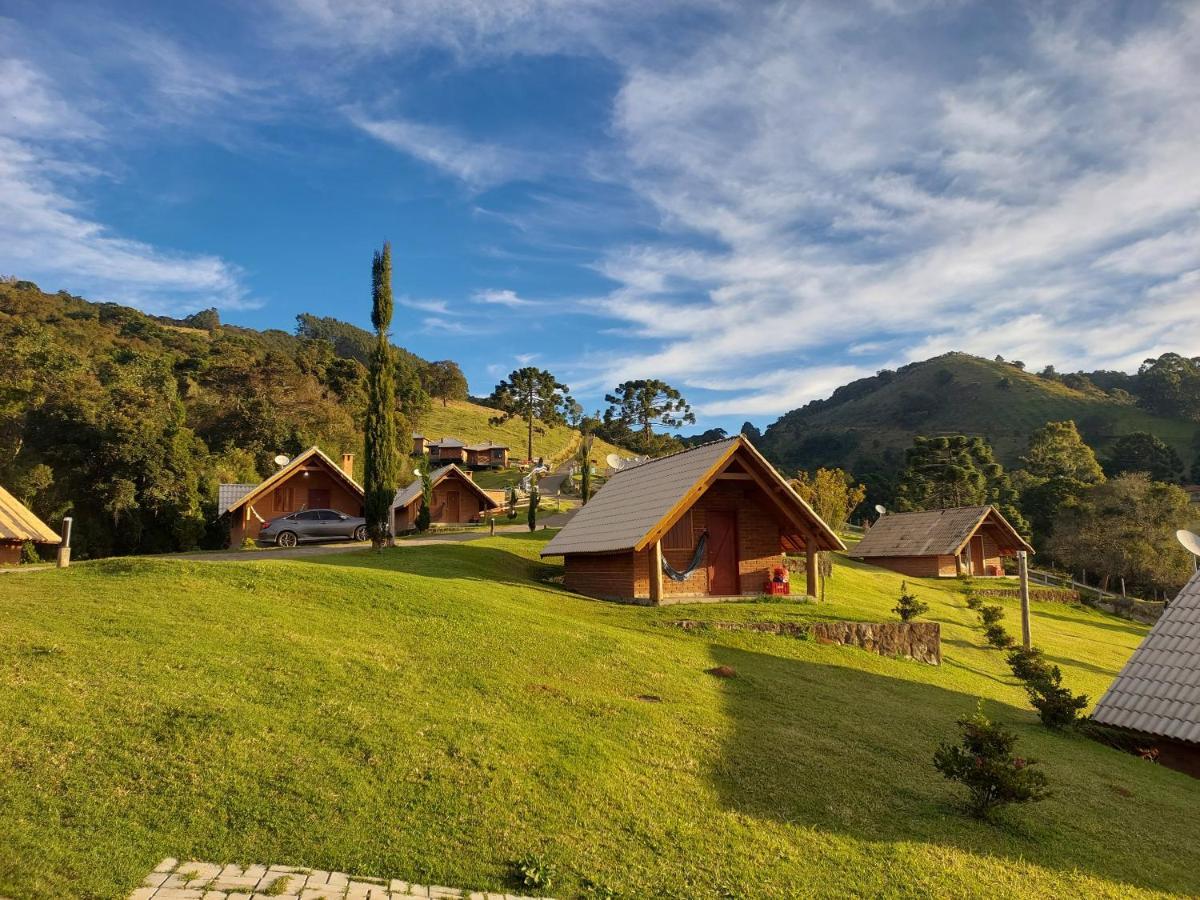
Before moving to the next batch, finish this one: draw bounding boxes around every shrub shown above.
[1024,665,1089,730]
[893,581,929,622]
[513,853,557,891]
[527,486,540,532]
[933,706,1050,820]
[507,486,518,520]
[979,604,1005,626]
[984,623,1015,649]
[1006,646,1051,683]
[965,592,983,610]
[20,540,40,565]
[415,501,431,532]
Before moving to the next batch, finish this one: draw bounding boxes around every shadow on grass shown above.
[705,643,1197,896]
[1032,607,1147,637]
[301,536,566,593]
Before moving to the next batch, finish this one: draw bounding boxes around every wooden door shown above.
[707,510,739,596]
[445,490,461,523]
[307,488,331,510]
[970,536,985,575]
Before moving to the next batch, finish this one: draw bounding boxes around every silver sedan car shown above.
[258,509,368,547]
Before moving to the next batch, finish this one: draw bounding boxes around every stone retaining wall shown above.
[974,587,1079,604]
[667,619,941,666]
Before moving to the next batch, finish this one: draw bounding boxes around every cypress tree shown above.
[364,242,398,549]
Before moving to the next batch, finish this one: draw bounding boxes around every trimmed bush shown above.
[894,581,930,622]
[979,605,1005,626]
[984,623,1015,649]
[1006,646,1051,683]
[933,706,1050,820]
[1025,665,1089,730]
[965,593,983,610]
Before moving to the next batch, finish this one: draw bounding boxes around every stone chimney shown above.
[341,453,355,478]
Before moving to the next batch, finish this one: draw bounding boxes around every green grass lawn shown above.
[2,536,1198,898]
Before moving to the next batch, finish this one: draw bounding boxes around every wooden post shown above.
[1018,550,1031,650]
[806,540,818,600]
[56,516,72,569]
[650,540,664,605]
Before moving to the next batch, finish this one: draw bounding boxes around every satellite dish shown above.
[1176,529,1200,556]
[273,454,290,467]
[875,504,887,515]
[606,453,624,471]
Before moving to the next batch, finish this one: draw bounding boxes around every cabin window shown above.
[273,486,293,512]
[663,512,694,550]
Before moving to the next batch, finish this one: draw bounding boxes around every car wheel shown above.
[353,525,368,542]
[276,531,298,548]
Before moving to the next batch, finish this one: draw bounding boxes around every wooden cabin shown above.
[0,483,61,564]
[390,464,499,532]
[219,448,364,548]
[465,441,509,469]
[539,436,844,604]
[852,505,1032,577]
[426,437,467,465]
[412,433,427,456]
[1092,569,1200,778]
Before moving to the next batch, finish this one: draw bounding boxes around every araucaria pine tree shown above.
[363,242,399,549]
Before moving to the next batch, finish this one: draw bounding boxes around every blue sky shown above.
[3,1,1200,434]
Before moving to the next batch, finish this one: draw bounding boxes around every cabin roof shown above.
[219,447,363,515]
[852,505,1033,558]
[465,441,508,451]
[1092,569,1200,743]
[0,483,60,545]
[390,464,500,511]
[540,436,844,557]
[428,437,466,448]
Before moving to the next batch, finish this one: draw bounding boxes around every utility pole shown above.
[1018,550,1031,650]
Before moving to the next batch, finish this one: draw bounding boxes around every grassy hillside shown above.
[419,399,626,469]
[2,536,1198,898]
[761,352,1197,473]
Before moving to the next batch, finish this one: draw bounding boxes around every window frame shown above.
[662,511,694,551]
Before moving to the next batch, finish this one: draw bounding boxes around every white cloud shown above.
[0,55,251,314]
[473,288,538,308]
[348,111,528,187]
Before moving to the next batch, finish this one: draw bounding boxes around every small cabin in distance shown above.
[851,505,1032,577]
[390,464,499,532]
[426,438,467,466]
[465,441,509,469]
[219,448,364,548]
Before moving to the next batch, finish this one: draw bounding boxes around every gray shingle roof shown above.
[852,506,1031,558]
[429,437,465,448]
[540,436,844,557]
[465,441,508,451]
[1091,570,1200,743]
[218,483,256,515]
[390,465,499,511]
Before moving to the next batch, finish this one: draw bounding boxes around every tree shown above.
[1047,473,1192,595]
[741,421,762,442]
[575,433,594,505]
[487,367,571,462]
[1136,353,1200,422]
[1105,431,1184,482]
[893,581,929,622]
[933,706,1050,820]
[363,242,399,549]
[789,467,867,534]
[424,360,468,407]
[894,435,1028,535]
[527,480,540,532]
[1014,421,1105,547]
[414,455,432,532]
[604,379,695,438]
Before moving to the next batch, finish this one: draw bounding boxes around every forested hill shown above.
[0,280,461,558]
[760,352,1199,484]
